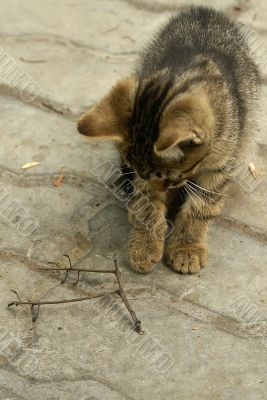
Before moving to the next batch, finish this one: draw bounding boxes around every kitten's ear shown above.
[155,93,214,154]
[77,76,137,141]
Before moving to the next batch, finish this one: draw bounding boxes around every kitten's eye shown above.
[155,172,162,178]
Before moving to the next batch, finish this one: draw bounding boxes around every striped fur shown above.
[78,6,260,274]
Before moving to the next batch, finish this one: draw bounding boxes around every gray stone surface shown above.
[0,1,266,400]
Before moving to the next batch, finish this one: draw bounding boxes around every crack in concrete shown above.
[0,29,139,118]
[0,85,77,120]
[0,31,139,61]
[0,368,135,400]
[32,377,136,400]
[216,215,267,243]
[0,165,97,189]
[152,287,267,338]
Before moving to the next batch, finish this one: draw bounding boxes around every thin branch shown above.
[60,269,69,285]
[44,254,116,285]
[59,254,72,284]
[8,253,144,334]
[8,290,118,307]
[40,268,116,273]
[113,254,144,335]
[73,270,80,286]
[63,254,72,267]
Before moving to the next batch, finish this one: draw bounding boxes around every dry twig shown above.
[113,255,143,334]
[8,254,144,334]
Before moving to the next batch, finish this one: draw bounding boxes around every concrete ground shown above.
[0,1,266,399]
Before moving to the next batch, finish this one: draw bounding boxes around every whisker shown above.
[187,182,214,202]
[186,184,206,207]
[120,171,135,176]
[188,180,226,197]
[184,186,201,211]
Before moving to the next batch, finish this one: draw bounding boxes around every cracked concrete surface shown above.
[0,1,266,399]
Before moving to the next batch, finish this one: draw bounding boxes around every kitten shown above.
[77,6,260,274]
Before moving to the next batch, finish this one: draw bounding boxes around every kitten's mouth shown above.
[150,181,169,192]
[150,179,187,192]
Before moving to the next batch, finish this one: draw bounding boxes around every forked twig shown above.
[8,254,144,334]
[45,253,116,286]
[41,267,116,287]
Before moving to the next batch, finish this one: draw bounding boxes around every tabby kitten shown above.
[78,6,260,274]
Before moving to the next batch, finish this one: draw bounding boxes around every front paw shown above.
[166,243,207,274]
[128,229,164,273]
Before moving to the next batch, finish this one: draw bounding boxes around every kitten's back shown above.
[138,6,259,82]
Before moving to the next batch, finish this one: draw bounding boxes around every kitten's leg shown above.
[166,175,229,274]
[128,179,167,273]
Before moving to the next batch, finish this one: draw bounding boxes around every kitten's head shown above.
[78,74,215,191]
